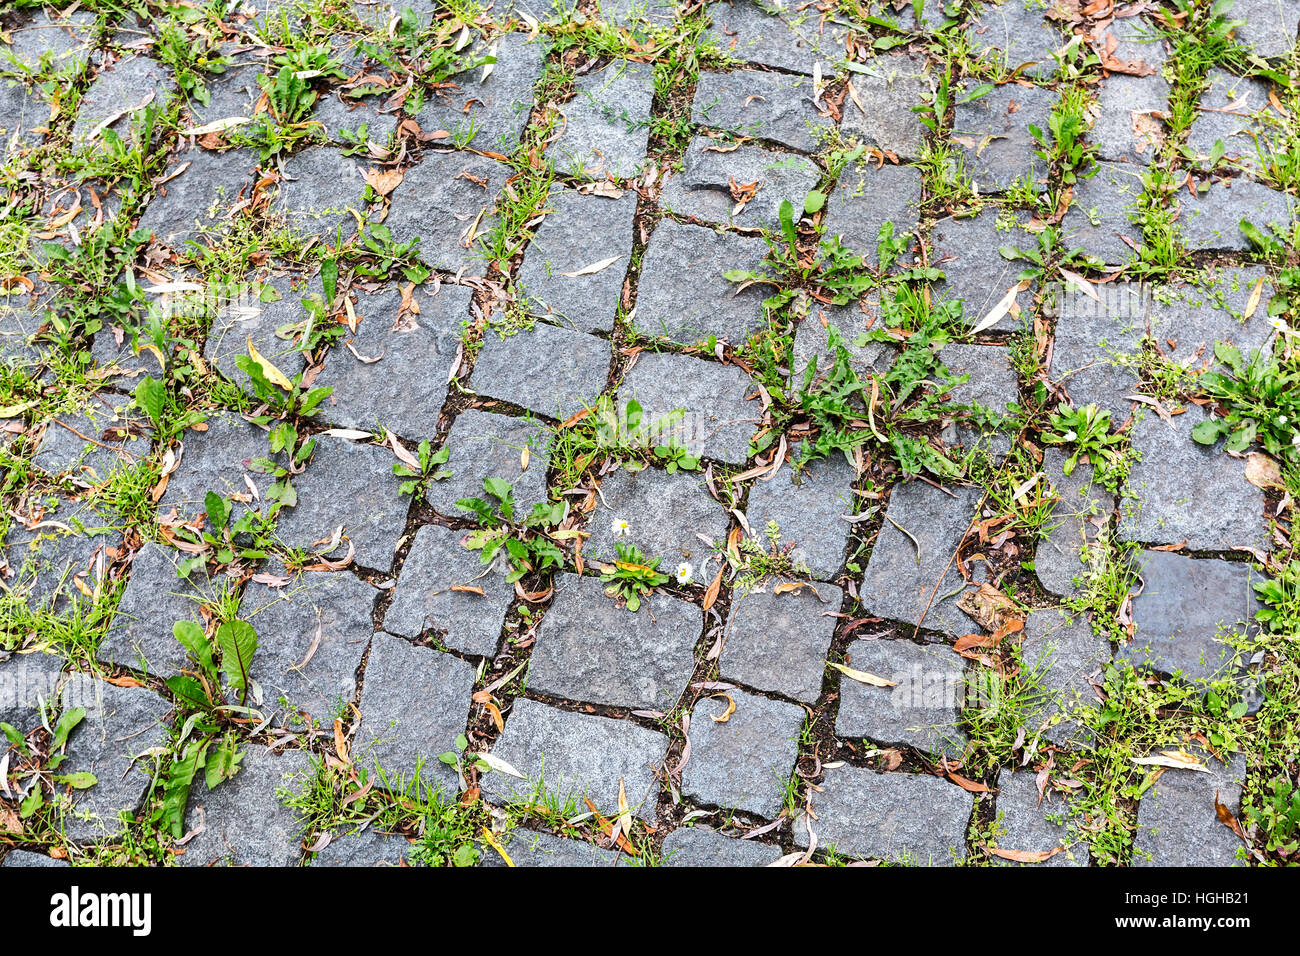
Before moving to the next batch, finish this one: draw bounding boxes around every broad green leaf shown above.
[216,620,259,698]
[173,620,215,674]
[135,375,166,426]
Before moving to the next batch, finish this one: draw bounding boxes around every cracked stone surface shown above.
[616,351,761,466]
[836,637,969,759]
[1062,160,1145,266]
[682,687,805,818]
[0,649,64,735]
[381,523,514,658]
[743,454,856,581]
[1020,608,1110,749]
[658,138,820,230]
[137,148,260,250]
[384,150,505,275]
[661,826,784,866]
[634,221,771,345]
[470,322,610,419]
[930,210,1034,329]
[965,1,1064,78]
[951,82,1052,192]
[860,481,981,637]
[995,771,1089,866]
[553,60,653,179]
[71,57,175,147]
[1185,69,1278,174]
[424,408,552,518]
[1133,748,1246,866]
[33,392,152,481]
[583,466,731,566]
[823,161,923,256]
[704,0,848,75]
[482,698,666,819]
[417,32,544,154]
[693,69,834,153]
[515,185,636,333]
[354,632,476,787]
[724,582,841,702]
[528,572,701,711]
[1176,177,1296,252]
[838,53,930,158]
[1034,449,1113,599]
[939,343,1017,462]
[794,765,973,863]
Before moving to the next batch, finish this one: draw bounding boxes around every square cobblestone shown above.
[3,11,96,76]
[312,828,409,867]
[34,392,152,481]
[0,649,63,735]
[384,150,505,275]
[704,0,847,75]
[839,52,930,159]
[2,498,121,613]
[583,465,731,566]
[951,83,1052,192]
[724,582,842,702]
[743,454,856,581]
[1021,608,1110,748]
[275,146,366,239]
[203,273,312,393]
[1133,748,1246,866]
[931,210,1034,329]
[138,148,260,250]
[470,322,610,420]
[424,408,551,519]
[481,828,622,866]
[553,60,653,179]
[1232,0,1300,58]
[1092,74,1170,165]
[994,770,1089,866]
[157,412,282,528]
[70,56,175,147]
[658,138,820,230]
[1186,69,1278,174]
[1062,160,1145,266]
[1176,177,1296,252]
[939,343,1017,462]
[823,161,922,257]
[692,69,834,153]
[964,1,1064,79]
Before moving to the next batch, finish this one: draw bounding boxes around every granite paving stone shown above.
[312,92,399,147]
[692,69,835,153]
[187,51,265,129]
[0,80,45,154]
[682,687,804,818]
[794,765,972,863]
[382,150,505,275]
[481,829,622,867]
[583,466,732,566]
[470,322,610,420]
[33,391,152,481]
[616,351,761,466]
[275,145,367,239]
[1232,0,1300,58]
[704,0,848,75]
[1094,13,1169,71]
[0,849,70,868]
[994,771,1088,866]
[1133,748,1246,866]
[351,0,439,29]
[1062,160,1145,266]
[1146,266,1274,362]
[0,649,64,735]
[860,480,981,636]
[823,161,923,257]
[1185,69,1279,173]
[790,303,897,388]
[742,454,856,581]
[951,82,1052,192]
[1049,279,1149,419]
[354,632,476,787]
[203,273,312,392]
[157,412,282,527]
[1,498,120,612]
[1176,177,1296,252]
[1091,74,1170,165]
[70,56,175,147]
[939,343,1017,462]
[723,582,842,702]
[178,746,312,867]
[930,210,1034,329]
[661,826,784,866]
[312,828,410,867]
[425,408,552,518]
[838,52,930,158]
[482,698,666,819]
[1122,550,1261,684]
[553,60,653,179]
[381,523,514,658]
[964,1,1065,78]
[2,10,97,76]
[137,147,260,250]
[528,572,701,711]
[658,138,820,230]
[836,637,969,759]
[0,300,48,369]
[1020,608,1110,748]
[514,185,636,333]
[314,283,469,438]
[1034,448,1113,598]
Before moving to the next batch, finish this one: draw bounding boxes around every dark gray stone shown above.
[0,79,44,153]
[138,148,260,250]
[382,523,513,658]
[1093,14,1169,70]
[1120,407,1268,552]
[659,138,820,230]
[1176,177,1296,252]
[274,436,410,572]
[939,343,1017,462]
[0,849,69,867]
[634,221,770,345]
[1049,279,1147,420]
[203,273,311,392]
[482,828,622,867]
[724,582,842,702]
[1133,748,1246,866]
[351,0,437,29]
[186,53,264,129]
[315,283,469,438]
[354,632,475,788]
[790,302,896,389]
[682,687,804,818]
[1,498,121,613]
[994,770,1089,866]
[1122,550,1261,684]
[1034,448,1113,599]
[743,455,856,581]
[515,185,636,333]
[482,698,666,819]
[794,765,972,863]
[2,10,97,76]
[583,466,731,567]
[313,827,409,866]
[838,53,930,158]
[553,60,653,179]
[965,1,1064,78]
[241,570,375,724]
[59,677,172,842]
[275,145,366,239]
[692,69,834,153]
[616,351,761,466]
[157,412,281,527]
[529,572,701,711]
[178,746,311,867]
[597,0,677,29]
[384,150,505,275]
[1092,74,1169,165]
[823,161,923,256]
[931,210,1033,329]
[90,323,153,383]
[470,322,610,420]
[836,637,968,759]
[860,480,981,637]
[1232,0,1300,58]
[704,0,848,75]
[416,32,544,154]
[0,300,47,368]
[1186,69,1276,174]
[312,92,399,147]
[661,826,784,866]
[1020,608,1110,748]
[425,409,551,518]
[0,649,63,734]
[1147,266,1275,363]
[1062,160,1145,266]
[71,56,175,147]
[951,82,1051,192]
[33,391,151,481]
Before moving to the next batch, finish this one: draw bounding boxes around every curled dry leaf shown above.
[709,692,737,723]
[1131,750,1211,772]
[827,660,897,687]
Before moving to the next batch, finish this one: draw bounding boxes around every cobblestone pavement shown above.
[1,0,1299,868]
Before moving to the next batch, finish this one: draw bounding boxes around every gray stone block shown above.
[384,150,505,275]
[704,0,848,75]
[724,582,841,702]
[823,161,923,257]
[1185,69,1276,174]
[583,466,731,566]
[2,10,97,76]
[1232,0,1300,58]
[470,322,610,419]
[312,92,399,147]
[2,498,121,613]
[1092,74,1169,165]
[838,52,930,159]
[312,827,410,866]
[692,69,834,153]
[939,343,1017,462]
[137,148,260,250]
[0,849,70,867]
[71,57,175,147]
[0,649,64,735]
[1062,160,1145,266]
[994,770,1089,866]
[965,1,1064,78]
[951,82,1052,192]
[743,454,856,581]
[203,273,312,393]
[553,60,653,179]
[930,210,1034,329]
[1176,177,1296,252]
[424,408,551,519]
[1021,608,1110,748]
[157,412,283,528]
[275,145,367,240]
[1034,448,1113,598]
[33,391,151,481]
[658,138,820,231]
[790,303,896,389]
[661,825,785,866]
[482,828,623,866]
[1133,748,1246,866]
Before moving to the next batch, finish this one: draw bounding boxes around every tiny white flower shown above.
[612,518,631,537]
[1062,430,1078,443]
[1280,415,1289,426]
[675,562,693,585]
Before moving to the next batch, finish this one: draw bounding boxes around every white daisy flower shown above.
[1062,430,1077,443]
[612,518,631,537]
[675,562,692,585]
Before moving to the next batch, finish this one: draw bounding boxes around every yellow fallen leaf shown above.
[709,692,736,723]
[1243,274,1265,319]
[1131,750,1211,772]
[828,661,897,687]
[482,827,514,867]
[247,336,293,390]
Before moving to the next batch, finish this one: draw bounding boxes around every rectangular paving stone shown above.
[583,466,731,566]
[70,56,175,147]
[1121,550,1261,685]
[836,637,968,759]
[424,408,551,519]
[481,828,623,867]
[994,770,1088,866]
[1033,448,1113,599]
[1185,69,1278,174]
[658,137,820,231]
[240,570,375,725]
[939,343,1017,462]
[823,161,922,257]
[1049,278,1148,419]
[0,80,45,154]
[661,825,784,866]
[514,185,636,333]
[0,649,64,735]
[2,499,121,613]
[203,273,311,393]
[157,412,284,529]
[553,60,653,180]
[384,150,505,275]
[1062,160,1144,266]
[312,92,400,148]
[34,391,151,481]
[1147,265,1274,363]
[272,435,411,572]
[1232,0,1300,58]
[633,221,771,344]
[1020,608,1110,749]
[838,52,930,159]
[704,0,848,75]
[312,827,409,867]
[951,83,1052,192]
[137,147,259,250]
[930,210,1034,329]
[1091,74,1169,165]
[275,145,366,240]
[683,687,804,818]
[354,632,476,789]
[790,304,896,389]
[470,322,610,420]
[1133,748,1246,866]
[481,698,666,820]
[528,572,701,711]
[1119,407,1269,553]
[616,351,761,466]
[314,283,469,438]
[965,1,1065,78]
[178,746,312,867]
[724,582,842,702]
[743,454,856,581]
[1176,177,1296,252]
[692,69,834,153]
[860,480,981,637]
[794,765,972,863]
[382,523,514,658]
[0,849,69,868]
[58,677,172,842]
